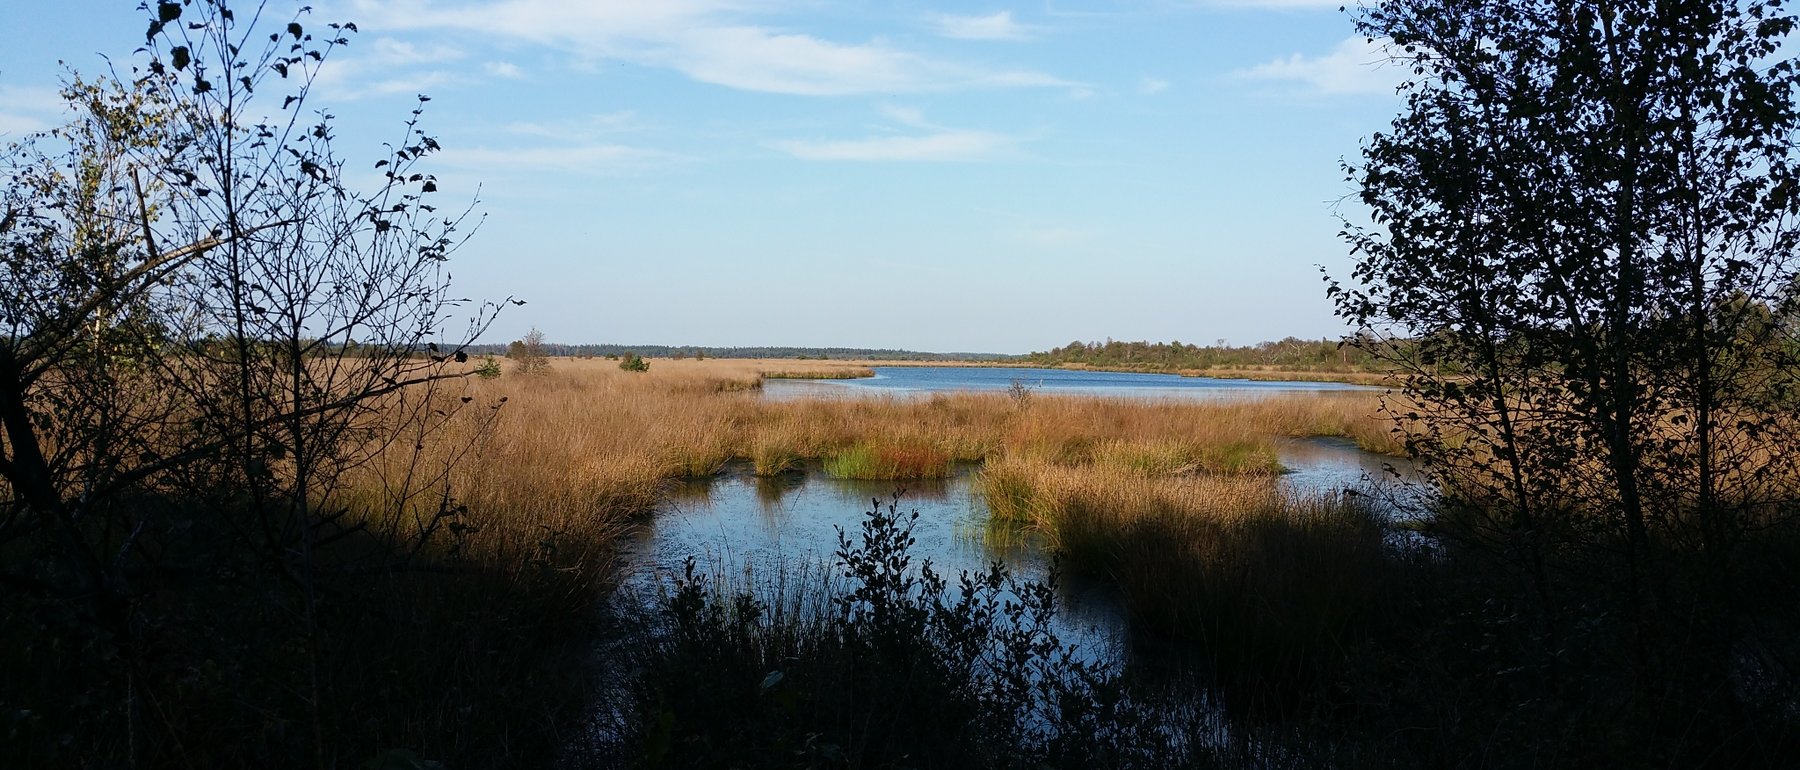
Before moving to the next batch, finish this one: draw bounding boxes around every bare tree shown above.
[0,1,505,763]
[514,326,551,375]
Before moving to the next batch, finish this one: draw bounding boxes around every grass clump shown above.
[823,441,952,480]
[670,449,730,478]
[1081,495,1390,706]
[749,440,801,476]
[979,458,1391,709]
[1089,438,1282,477]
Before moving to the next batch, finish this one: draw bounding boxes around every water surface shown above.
[619,439,1419,649]
[764,366,1377,401]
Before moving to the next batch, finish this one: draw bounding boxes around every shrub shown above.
[1008,377,1035,410]
[475,355,503,379]
[513,327,551,375]
[609,498,1187,768]
[823,442,951,479]
[619,352,650,372]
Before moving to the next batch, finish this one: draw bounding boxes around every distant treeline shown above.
[466,343,1021,362]
[1028,337,1386,372]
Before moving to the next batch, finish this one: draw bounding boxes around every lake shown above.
[763,365,1377,400]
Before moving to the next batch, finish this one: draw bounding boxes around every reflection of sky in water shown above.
[619,439,1428,654]
[764,366,1381,402]
[620,463,1129,653]
[1279,437,1434,523]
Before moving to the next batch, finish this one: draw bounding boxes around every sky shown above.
[1,1,1404,354]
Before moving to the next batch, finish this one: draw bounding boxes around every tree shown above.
[619,351,650,372]
[1336,0,1800,755]
[514,326,550,375]
[475,354,504,378]
[0,1,500,763]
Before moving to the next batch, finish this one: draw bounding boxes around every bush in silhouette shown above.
[612,497,1191,769]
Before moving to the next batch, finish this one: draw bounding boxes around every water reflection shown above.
[619,440,1426,655]
[667,475,718,504]
[1279,437,1434,526]
[753,471,804,509]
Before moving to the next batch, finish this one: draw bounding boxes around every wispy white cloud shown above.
[312,36,468,100]
[484,61,525,79]
[0,114,48,137]
[1235,36,1400,95]
[672,26,935,95]
[1139,76,1169,95]
[929,11,1032,41]
[316,69,458,101]
[342,0,1078,96]
[366,37,466,65]
[776,132,1013,161]
[0,85,69,137]
[775,105,1016,162]
[504,111,643,141]
[435,143,676,173]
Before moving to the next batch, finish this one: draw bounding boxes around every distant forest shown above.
[1027,338,1385,372]
[466,343,1021,362]
[465,337,1388,372]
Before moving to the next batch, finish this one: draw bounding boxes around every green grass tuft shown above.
[823,442,952,479]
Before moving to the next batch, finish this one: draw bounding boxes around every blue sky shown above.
[2,1,1402,353]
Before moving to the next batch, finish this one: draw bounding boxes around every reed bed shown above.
[356,357,1396,610]
[319,356,1404,744]
[981,455,1392,700]
[326,356,1800,763]
[340,357,1398,564]
[758,367,877,380]
[329,357,1398,612]
[409,356,1392,486]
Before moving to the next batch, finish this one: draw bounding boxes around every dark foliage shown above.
[0,2,603,767]
[597,498,1209,769]
[1029,337,1388,373]
[618,351,651,373]
[1326,0,1800,765]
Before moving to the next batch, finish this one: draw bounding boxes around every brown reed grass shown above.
[349,357,1392,558]
[404,354,1390,478]
[323,357,1406,728]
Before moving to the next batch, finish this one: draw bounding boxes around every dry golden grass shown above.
[320,354,1402,624]
[979,446,1393,686]
[351,358,1393,549]
[670,357,874,382]
[982,458,1283,542]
